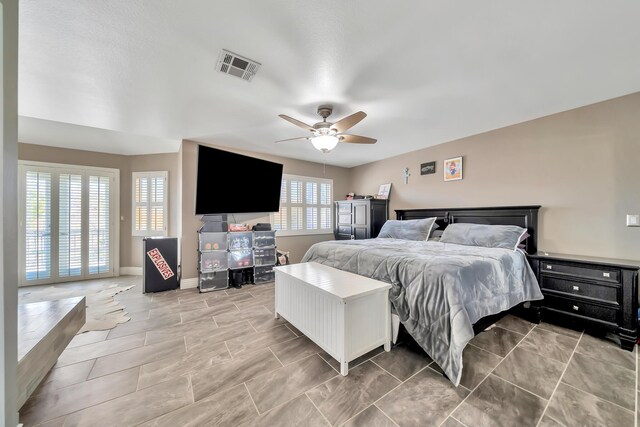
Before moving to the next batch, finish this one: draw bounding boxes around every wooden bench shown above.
[274,262,391,375]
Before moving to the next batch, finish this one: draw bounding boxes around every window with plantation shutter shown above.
[19,162,119,286]
[25,171,52,281]
[132,171,168,237]
[271,174,333,236]
[59,173,82,278]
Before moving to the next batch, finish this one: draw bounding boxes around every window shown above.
[19,162,119,286]
[132,171,168,237]
[271,174,333,236]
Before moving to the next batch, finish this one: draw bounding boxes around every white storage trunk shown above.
[274,262,391,375]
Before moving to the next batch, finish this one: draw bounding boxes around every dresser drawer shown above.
[338,204,352,214]
[541,261,620,283]
[542,293,618,324]
[540,276,618,304]
[337,226,351,235]
[338,214,352,225]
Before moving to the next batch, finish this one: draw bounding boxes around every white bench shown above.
[274,262,392,375]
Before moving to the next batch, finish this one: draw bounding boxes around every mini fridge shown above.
[143,237,180,293]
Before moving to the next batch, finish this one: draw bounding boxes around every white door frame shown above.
[18,160,120,286]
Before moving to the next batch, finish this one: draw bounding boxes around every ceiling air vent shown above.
[216,49,261,82]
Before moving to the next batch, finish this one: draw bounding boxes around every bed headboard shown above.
[395,205,541,254]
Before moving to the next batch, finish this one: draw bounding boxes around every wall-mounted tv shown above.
[195,145,284,215]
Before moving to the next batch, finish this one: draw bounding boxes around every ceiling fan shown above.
[276,105,377,152]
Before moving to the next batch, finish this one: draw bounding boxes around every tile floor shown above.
[18,276,639,426]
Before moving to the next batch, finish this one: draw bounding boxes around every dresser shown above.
[528,252,639,350]
[334,199,388,240]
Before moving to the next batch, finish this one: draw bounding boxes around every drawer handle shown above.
[572,285,580,291]
[572,305,579,311]
[602,272,610,278]
[546,265,553,270]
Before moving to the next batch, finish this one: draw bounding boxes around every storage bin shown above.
[228,232,253,250]
[254,265,275,283]
[199,232,228,251]
[253,231,276,248]
[199,251,228,272]
[254,248,276,266]
[229,249,253,269]
[199,270,228,292]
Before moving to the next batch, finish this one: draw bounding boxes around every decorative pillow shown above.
[377,217,437,241]
[440,223,528,250]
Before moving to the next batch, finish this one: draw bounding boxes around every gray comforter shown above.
[301,238,543,386]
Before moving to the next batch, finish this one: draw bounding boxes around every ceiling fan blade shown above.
[278,114,315,132]
[274,136,309,143]
[331,111,367,133]
[340,134,377,144]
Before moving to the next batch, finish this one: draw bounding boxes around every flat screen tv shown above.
[195,145,284,215]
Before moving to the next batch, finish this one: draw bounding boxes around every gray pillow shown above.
[377,217,437,241]
[439,223,527,250]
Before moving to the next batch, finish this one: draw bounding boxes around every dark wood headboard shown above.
[395,205,541,254]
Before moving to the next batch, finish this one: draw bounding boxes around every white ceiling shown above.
[19,1,640,167]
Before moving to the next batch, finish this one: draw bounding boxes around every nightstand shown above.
[528,252,639,350]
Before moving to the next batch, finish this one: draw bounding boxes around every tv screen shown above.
[195,145,284,215]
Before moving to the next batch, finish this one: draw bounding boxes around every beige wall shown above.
[350,92,640,261]
[180,140,351,279]
[18,144,182,269]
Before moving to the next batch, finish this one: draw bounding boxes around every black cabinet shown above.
[334,199,388,240]
[528,252,639,350]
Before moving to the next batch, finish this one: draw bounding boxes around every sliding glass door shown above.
[19,162,119,286]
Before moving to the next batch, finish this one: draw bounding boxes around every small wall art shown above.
[420,161,436,175]
[444,156,463,181]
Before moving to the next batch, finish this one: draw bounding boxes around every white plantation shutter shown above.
[25,171,52,281]
[59,174,82,277]
[89,175,111,275]
[271,174,333,236]
[319,183,332,231]
[272,180,287,231]
[132,172,168,236]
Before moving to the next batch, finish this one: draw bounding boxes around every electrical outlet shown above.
[626,214,640,227]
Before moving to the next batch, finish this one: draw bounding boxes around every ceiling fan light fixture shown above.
[311,135,340,152]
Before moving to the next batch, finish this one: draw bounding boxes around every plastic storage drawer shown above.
[254,248,276,266]
[229,249,253,269]
[254,265,275,283]
[199,251,228,272]
[253,231,276,248]
[199,232,228,251]
[228,232,253,250]
[199,271,228,292]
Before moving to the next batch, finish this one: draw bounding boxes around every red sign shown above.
[147,248,175,280]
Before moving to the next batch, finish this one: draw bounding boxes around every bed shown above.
[301,205,543,386]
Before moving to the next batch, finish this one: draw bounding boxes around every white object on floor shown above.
[274,262,392,376]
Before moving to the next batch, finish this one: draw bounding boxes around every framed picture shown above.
[420,161,436,175]
[444,156,463,181]
[377,183,391,200]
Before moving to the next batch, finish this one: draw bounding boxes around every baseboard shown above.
[181,277,198,290]
[120,267,142,276]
